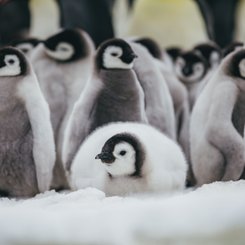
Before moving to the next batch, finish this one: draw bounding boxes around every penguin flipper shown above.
[17,75,56,193]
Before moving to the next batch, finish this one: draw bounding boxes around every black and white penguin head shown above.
[226,49,245,80]
[43,28,89,62]
[95,133,144,177]
[96,38,138,70]
[134,37,163,60]
[12,38,40,54]
[222,42,244,58]
[193,42,221,69]
[0,47,27,77]
[175,51,208,83]
[165,47,182,62]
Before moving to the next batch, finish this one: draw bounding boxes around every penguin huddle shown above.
[0,27,244,197]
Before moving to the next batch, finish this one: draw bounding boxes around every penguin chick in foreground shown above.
[135,37,192,183]
[62,38,146,172]
[190,48,245,186]
[11,38,41,57]
[69,122,188,196]
[129,40,176,139]
[31,28,95,190]
[175,50,208,110]
[0,47,55,197]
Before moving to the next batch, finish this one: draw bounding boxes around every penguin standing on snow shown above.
[31,28,95,190]
[0,47,55,197]
[69,122,187,196]
[190,48,245,186]
[128,41,176,139]
[62,38,147,172]
[175,51,208,110]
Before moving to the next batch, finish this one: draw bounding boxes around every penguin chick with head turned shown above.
[134,38,190,157]
[69,122,188,196]
[11,38,41,57]
[193,42,222,72]
[222,41,244,58]
[62,38,147,173]
[135,37,192,183]
[0,47,55,197]
[175,50,208,110]
[190,48,245,186]
[31,28,95,190]
[128,40,176,139]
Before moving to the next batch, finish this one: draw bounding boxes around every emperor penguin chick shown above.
[129,41,176,139]
[63,38,146,172]
[69,122,188,196]
[31,28,95,190]
[0,47,55,197]
[175,51,208,110]
[190,49,245,186]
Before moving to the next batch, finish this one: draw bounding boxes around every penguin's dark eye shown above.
[111,52,118,57]
[119,150,126,156]
[8,59,15,65]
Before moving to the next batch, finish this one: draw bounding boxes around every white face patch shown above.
[104,142,136,177]
[0,55,21,77]
[239,59,245,78]
[103,46,134,69]
[210,51,220,68]
[45,42,74,61]
[15,43,34,54]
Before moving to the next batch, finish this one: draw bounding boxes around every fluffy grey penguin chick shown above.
[190,48,245,186]
[31,28,95,190]
[62,38,147,172]
[175,50,208,110]
[134,38,190,164]
[0,47,55,197]
[69,122,188,196]
[128,41,176,140]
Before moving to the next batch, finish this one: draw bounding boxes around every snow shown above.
[0,181,245,245]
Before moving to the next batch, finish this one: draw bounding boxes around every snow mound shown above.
[0,181,245,245]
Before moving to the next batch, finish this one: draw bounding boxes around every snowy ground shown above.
[0,181,245,245]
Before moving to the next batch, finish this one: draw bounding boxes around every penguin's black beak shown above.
[95,152,115,164]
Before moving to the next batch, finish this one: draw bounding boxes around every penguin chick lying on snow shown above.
[190,48,245,186]
[69,122,188,196]
[62,38,146,172]
[0,47,55,197]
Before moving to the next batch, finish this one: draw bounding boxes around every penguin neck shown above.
[98,69,142,99]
